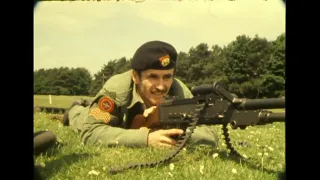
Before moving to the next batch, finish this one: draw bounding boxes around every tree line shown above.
[34,33,285,99]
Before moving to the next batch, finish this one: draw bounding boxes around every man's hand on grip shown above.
[147,129,184,148]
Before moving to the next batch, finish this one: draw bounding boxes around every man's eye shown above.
[164,75,172,79]
[148,75,158,79]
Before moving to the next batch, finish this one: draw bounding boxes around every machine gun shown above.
[109,81,285,174]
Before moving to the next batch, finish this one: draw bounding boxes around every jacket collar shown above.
[127,84,145,109]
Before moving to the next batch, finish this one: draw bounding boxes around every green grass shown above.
[34,95,285,180]
[34,95,92,108]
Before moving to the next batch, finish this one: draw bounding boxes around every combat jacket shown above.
[75,70,193,147]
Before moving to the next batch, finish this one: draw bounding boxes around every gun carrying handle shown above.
[191,82,235,103]
[191,84,214,95]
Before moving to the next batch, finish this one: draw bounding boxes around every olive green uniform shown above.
[68,70,219,147]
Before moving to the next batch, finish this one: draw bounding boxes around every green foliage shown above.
[34,67,92,96]
[34,33,285,98]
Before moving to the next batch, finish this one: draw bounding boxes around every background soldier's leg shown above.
[68,105,86,133]
[34,164,43,180]
[34,131,57,155]
[188,125,219,148]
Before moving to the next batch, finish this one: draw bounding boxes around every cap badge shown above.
[159,55,170,67]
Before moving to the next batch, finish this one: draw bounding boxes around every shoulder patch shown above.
[98,96,115,113]
[89,107,111,124]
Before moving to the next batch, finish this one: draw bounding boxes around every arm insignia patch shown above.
[98,96,115,113]
[89,107,111,124]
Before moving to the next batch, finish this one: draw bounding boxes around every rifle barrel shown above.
[237,98,285,110]
[259,112,285,123]
[267,112,286,122]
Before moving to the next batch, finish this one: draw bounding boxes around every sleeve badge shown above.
[98,96,115,113]
[89,108,111,124]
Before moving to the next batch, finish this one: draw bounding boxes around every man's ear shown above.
[132,70,140,85]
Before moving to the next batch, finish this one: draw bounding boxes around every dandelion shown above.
[88,170,100,176]
[232,168,237,173]
[169,163,174,171]
[212,153,219,159]
[200,165,204,174]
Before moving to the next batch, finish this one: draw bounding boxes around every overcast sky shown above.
[34,0,285,75]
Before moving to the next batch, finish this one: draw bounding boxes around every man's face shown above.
[133,68,174,107]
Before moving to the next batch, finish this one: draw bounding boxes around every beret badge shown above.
[159,55,170,67]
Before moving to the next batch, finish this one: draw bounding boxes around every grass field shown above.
[34,95,285,180]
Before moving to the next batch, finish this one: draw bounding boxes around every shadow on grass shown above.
[217,150,285,180]
[37,153,95,179]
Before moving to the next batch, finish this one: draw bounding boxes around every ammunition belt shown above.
[108,103,206,174]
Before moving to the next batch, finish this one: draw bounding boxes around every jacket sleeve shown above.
[79,94,150,147]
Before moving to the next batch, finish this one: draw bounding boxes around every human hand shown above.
[147,129,184,148]
[143,106,157,118]
[131,106,159,129]
[143,106,160,128]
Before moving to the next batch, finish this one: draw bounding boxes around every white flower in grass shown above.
[232,168,237,173]
[268,147,274,151]
[242,154,248,159]
[200,165,204,174]
[39,162,45,168]
[169,163,174,171]
[212,153,219,159]
[88,170,100,176]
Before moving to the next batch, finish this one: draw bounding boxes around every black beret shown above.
[131,40,177,71]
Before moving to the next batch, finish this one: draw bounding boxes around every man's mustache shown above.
[152,89,167,94]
